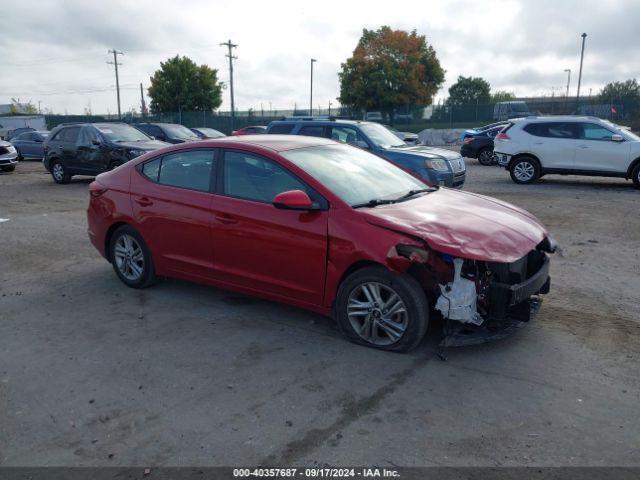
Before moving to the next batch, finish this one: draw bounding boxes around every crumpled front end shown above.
[392,237,555,347]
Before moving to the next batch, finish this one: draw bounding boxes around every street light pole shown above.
[310,58,316,116]
[576,33,587,104]
[220,40,238,131]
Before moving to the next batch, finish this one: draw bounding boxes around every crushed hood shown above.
[361,188,548,263]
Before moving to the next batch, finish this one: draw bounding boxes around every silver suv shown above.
[494,116,640,188]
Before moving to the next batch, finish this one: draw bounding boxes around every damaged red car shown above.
[87,135,555,352]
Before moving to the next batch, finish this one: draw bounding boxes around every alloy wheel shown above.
[513,161,535,182]
[52,163,65,182]
[347,282,408,346]
[114,234,145,281]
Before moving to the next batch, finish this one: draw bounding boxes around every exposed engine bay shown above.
[392,237,555,346]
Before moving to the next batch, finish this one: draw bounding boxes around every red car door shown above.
[130,149,217,280]
[211,150,328,306]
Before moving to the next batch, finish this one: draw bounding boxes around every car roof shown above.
[271,118,374,127]
[196,134,335,152]
[512,115,604,123]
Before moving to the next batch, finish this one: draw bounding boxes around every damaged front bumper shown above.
[437,249,551,347]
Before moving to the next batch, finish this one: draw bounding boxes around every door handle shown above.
[533,142,543,145]
[134,196,153,207]
[577,144,589,149]
[214,214,239,225]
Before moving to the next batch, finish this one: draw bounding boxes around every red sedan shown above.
[87,135,555,352]
[231,126,267,136]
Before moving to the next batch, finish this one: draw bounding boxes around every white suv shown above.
[494,116,640,188]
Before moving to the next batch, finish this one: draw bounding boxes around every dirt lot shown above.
[0,159,639,467]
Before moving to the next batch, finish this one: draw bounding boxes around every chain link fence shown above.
[43,95,639,134]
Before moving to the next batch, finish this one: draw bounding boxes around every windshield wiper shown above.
[352,198,397,209]
[393,187,438,202]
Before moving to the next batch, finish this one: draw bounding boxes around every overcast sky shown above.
[1,0,638,115]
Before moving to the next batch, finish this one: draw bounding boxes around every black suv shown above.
[133,122,200,144]
[43,123,168,184]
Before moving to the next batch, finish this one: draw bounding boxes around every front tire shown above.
[509,156,540,184]
[1,165,16,172]
[109,225,156,288]
[632,163,640,189]
[335,266,429,352]
[477,147,495,166]
[51,160,71,184]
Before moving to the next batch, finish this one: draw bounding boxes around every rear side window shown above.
[61,127,81,143]
[268,123,295,134]
[298,125,325,137]
[140,151,215,192]
[523,122,576,139]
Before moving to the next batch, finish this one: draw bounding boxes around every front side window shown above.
[281,144,425,207]
[580,123,614,141]
[80,126,100,146]
[329,126,364,145]
[223,151,310,203]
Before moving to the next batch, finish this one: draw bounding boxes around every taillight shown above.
[89,182,107,198]
[463,137,475,144]
[495,132,510,141]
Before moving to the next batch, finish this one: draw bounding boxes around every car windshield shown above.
[281,144,426,207]
[359,123,406,148]
[95,124,151,142]
[603,121,640,141]
[511,103,530,112]
[163,124,199,139]
[197,128,224,137]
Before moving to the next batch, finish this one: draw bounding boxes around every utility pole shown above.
[328,100,332,117]
[310,58,316,115]
[139,83,146,118]
[563,69,571,98]
[220,40,238,130]
[107,49,124,120]
[576,33,587,104]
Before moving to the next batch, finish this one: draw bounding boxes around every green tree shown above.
[148,55,222,113]
[447,76,491,105]
[598,79,640,116]
[491,90,516,103]
[338,26,445,115]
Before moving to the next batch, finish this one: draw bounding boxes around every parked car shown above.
[494,116,640,188]
[266,118,466,188]
[133,122,200,143]
[388,126,419,145]
[87,135,555,352]
[231,126,267,136]
[460,121,509,141]
[43,123,168,184]
[460,125,504,165]
[493,101,532,121]
[11,131,49,160]
[190,127,225,139]
[4,126,35,141]
[0,140,18,172]
[364,111,383,122]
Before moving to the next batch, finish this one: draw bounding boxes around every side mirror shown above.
[92,139,102,146]
[611,134,624,142]
[272,190,315,210]
[354,140,369,149]
[34,137,43,143]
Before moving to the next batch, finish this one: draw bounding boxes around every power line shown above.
[107,49,124,120]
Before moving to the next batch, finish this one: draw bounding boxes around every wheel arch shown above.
[626,156,640,179]
[104,221,131,263]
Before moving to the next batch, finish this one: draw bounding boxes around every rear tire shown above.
[109,225,157,289]
[632,163,640,189]
[335,266,428,352]
[509,156,540,184]
[477,147,495,166]
[51,160,71,184]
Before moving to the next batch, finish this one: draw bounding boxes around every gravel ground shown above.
[0,159,638,467]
